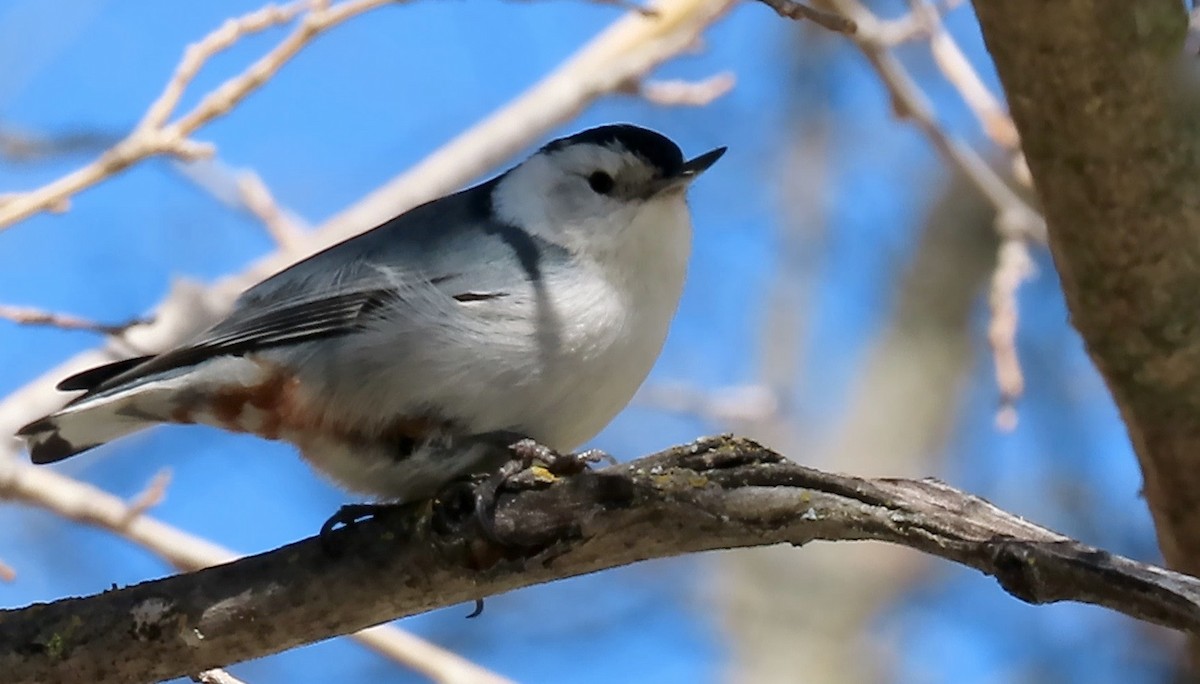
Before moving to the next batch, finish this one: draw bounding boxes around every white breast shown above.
[518,194,693,448]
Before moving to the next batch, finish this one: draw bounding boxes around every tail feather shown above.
[17,355,273,464]
[17,390,161,464]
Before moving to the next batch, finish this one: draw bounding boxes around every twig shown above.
[171,158,309,249]
[987,238,1034,430]
[904,0,1019,150]
[321,0,738,240]
[796,0,1045,422]
[0,459,514,684]
[624,71,737,106]
[0,127,121,163]
[0,0,394,231]
[119,469,173,526]
[755,0,857,33]
[235,171,306,248]
[4,435,1200,684]
[0,304,150,336]
[831,0,1043,242]
[136,1,311,132]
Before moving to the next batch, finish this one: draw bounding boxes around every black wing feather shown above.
[69,287,396,399]
[57,356,156,392]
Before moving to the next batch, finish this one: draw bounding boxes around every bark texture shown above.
[972,1,1200,572]
[3,436,1200,684]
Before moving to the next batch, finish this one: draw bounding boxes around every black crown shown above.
[543,124,684,178]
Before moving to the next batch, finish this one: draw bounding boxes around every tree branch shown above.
[3,435,1198,684]
[0,456,513,684]
[970,2,1200,574]
[0,304,151,337]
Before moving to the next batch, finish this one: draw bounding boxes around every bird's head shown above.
[490,124,725,256]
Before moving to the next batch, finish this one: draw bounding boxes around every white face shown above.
[491,142,687,254]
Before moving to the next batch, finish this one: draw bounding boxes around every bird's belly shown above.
[519,332,664,449]
[258,266,681,494]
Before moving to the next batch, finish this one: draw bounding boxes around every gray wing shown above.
[60,178,566,398]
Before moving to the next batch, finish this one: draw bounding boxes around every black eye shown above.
[587,171,615,195]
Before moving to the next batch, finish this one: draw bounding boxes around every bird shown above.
[17,124,725,506]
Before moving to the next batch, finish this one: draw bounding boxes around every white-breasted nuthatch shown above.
[18,124,725,503]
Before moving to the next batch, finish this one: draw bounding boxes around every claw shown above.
[473,458,527,545]
[466,598,485,619]
[319,502,401,556]
[473,438,615,546]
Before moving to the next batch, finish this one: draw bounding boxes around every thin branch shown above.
[820,0,1044,243]
[136,1,311,132]
[0,304,150,336]
[0,127,121,163]
[2,435,1198,684]
[904,0,1019,150]
[987,237,1034,431]
[170,157,310,248]
[234,170,307,248]
[0,460,514,684]
[755,0,857,33]
[787,0,1045,423]
[119,469,173,526]
[623,71,737,106]
[0,0,393,231]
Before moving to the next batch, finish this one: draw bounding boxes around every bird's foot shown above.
[319,501,420,556]
[474,437,615,546]
[508,439,616,476]
[320,503,392,537]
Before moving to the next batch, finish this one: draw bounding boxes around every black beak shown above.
[678,146,727,179]
[652,146,727,195]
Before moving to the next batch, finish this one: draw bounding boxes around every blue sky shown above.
[0,1,1170,682]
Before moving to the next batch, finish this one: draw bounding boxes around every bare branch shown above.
[119,469,173,526]
[970,0,1200,591]
[137,1,311,132]
[775,0,1045,423]
[635,383,779,423]
[904,0,1019,150]
[987,237,1034,431]
[0,0,393,231]
[624,71,737,106]
[0,126,120,163]
[2,436,1198,684]
[0,459,513,684]
[813,0,1044,244]
[0,304,150,336]
[170,158,310,249]
[754,0,857,33]
[234,170,307,249]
